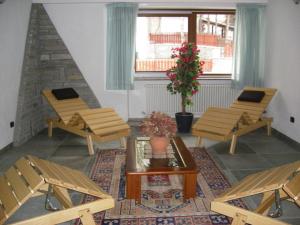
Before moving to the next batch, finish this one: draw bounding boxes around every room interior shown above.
[0,0,300,224]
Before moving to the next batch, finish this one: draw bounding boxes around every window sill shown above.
[134,74,232,81]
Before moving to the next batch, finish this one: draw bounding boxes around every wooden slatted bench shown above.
[211,161,300,225]
[0,155,114,225]
[42,89,131,155]
[192,87,277,154]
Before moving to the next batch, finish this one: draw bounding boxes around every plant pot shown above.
[175,112,193,133]
[149,136,170,154]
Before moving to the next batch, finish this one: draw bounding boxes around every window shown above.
[135,10,235,77]
[196,14,235,75]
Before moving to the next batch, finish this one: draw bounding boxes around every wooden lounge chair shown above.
[0,155,114,225]
[42,89,131,155]
[211,160,300,225]
[192,87,277,154]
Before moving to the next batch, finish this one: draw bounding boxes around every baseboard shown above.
[0,142,13,154]
[272,128,300,149]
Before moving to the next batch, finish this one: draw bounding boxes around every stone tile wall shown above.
[14,4,100,146]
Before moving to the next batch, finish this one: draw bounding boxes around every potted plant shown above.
[166,42,204,133]
[140,111,177,154]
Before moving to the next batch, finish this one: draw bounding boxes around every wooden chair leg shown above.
[120,137,127,149]
[232,213,247,225]
[255,191,275,215]
[229,134,238,155]
[195,137,203,147]
[48,120,53,138]
[79,209,96,225]
[86,135,94,155]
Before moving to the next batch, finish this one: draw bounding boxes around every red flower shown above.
[192,90,198,95]
[166,42,204,113]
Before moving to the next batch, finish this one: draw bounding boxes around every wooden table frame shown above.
[125,137,197,204]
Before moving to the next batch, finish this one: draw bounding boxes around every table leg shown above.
[126,174,141,204]
[183,173,197,200]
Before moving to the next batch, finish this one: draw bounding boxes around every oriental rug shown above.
[75,148,246,225]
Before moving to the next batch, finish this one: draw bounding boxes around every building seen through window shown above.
[135,12,235,76]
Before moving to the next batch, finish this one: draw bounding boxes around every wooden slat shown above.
[217,161,300,202]
[192,124,231,135]
[203,111,242,120]
[231,103,265,112]
[86,115,123,125]
[42,90,89,125]
[81,111,118,120]
[79,209,97,225]
[15,158,44,190]
[30,158,55,179]
[283,173,300,206]
[256,163,295,189]
[0,176,18,214]
[56,105,88,113]
[191,130,228,141]
[50,163,96,192]
[54,101,87,109]
[89,120,126,130]
[52,186,73,209]
[234,167,283,196]
[194,119,234,129]
[60,111,82,118]
[220,170,271,200]
[198,115,238,125]
[93,124,130,136]
[28,156,109,198]
[244,86,277,95]
[211,201,288,225]
[208,107,243,115]
[77,108,115,116]
[0,206,6,224]
[9,198,114,225]
[5,167,31,202]
[59,168,99,193]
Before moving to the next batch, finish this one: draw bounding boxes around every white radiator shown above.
[145,83,240,116]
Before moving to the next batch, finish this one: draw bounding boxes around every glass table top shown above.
[135,137,186,170]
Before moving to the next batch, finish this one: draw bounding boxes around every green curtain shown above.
[106,3,138,90]
[232,4,266,89]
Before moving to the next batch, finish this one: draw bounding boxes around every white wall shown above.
[43,2,238,121]
[43,1,300,144]
[0,0,32,150]
[44,3,130,120]
[265,0,300,143]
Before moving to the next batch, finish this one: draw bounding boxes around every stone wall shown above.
[13,4,100,146]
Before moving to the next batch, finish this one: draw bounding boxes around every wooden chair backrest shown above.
[230,87,277,124]
[42,89,89,125]
[0,157,44,224]
[28,156,110,199]
[216,161,300,202]
[192,107,244,136]
[0,155,112,225]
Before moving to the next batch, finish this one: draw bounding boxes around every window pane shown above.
[136,17,188,72]
[196,14,235,74]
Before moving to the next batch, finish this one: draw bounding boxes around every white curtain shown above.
[232,4,266,89]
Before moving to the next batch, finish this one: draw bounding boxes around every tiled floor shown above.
[1,124,300,224]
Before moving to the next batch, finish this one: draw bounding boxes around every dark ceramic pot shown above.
[175,112,193,133]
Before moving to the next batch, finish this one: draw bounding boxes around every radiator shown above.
[145,83,240,116]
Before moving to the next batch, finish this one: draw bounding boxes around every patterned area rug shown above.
[75,148,245,225]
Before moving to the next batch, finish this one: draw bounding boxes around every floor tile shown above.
[261,153,300,167]
[216,154,273,170]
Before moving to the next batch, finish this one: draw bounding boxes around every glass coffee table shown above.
[126,136,197,203]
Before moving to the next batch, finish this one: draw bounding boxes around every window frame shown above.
[135,9,235,78]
